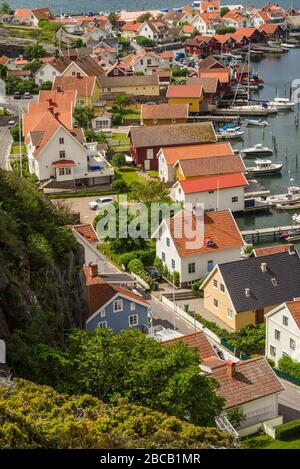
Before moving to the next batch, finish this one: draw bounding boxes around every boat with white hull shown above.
[241,144,273,157]
[246,159,282,175]
[269,97,295,110]
[246,118,269,127]
[266,186,300,206]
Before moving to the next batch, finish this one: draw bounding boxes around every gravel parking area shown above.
[52,195,115,225]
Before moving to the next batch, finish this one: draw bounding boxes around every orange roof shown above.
[258,23,279,34]
[163,331,218,360]
[255,244,294,257]
[286,299,300,330]
[167,84,203,99]
[194,35,212,43]
[52,160,76,167]
[256,9,271,21]
[165,209,244,257]
[14,8,31,18]
[178,172,248,194]
[160,51,175,59]
[0,55,8,65]
[122,21,142,32]
[233,27,257,38]
[200,11,220,24]
[73,224,99,244]
[199,68,230,84]
[13,59,28,65]
[53,76,96,97]
[182,24,195,33]
[162,142,232,165]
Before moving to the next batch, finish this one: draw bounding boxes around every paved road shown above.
[0,127,13,171]
[278,380,300,422]
[150,296,195,335]
[0,95,36,115]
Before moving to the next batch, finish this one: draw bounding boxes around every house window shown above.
[209,190,214,194]
[290,338,296,350]
[232,196,238,203]
[227,308,233,319]
[59,138,64,144]
[213,298,218,308]
[147,59,151,65]
[98,321,107,328]
[270,345,276,357]
[171,259,175,269]
[153,119,158,124]
[172,118,176,123]
[130,302,136,311]
[166,237,170,247]
[129,314,138,327]
[213,279,218,289]
[113,299,123,312]
[66,168,72,175]
[162,252,165,262]
[271,277,278,286]
[72,71,76,76]
[52,71,56,76]
[100,310,106,317]
[79,99,85,105]
[220,283,225,293]
[188,262,195,274]
[275,329,281,341]
[59,150,66,159]
[58,168,64,176]
[146,149,154,160]
[283,315,289,326]
[113,68,119,75]
[40,71,44,76]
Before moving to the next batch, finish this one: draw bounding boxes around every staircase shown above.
[215,415,240,443]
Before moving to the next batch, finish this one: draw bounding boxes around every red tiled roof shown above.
[0,55,9,65]
[163,331,218,360]
[286,299,300,329]
[52,160,76,167]
[165,209,244,257]
[162,142,233,165]
[182,24,195,33]
[204,357,284,409]
[199,68,230,84]
[73,224,99,244]
[53,76,96,97]
[256,9,271,21]
[255,244,294,257]
[176,154,245,178]
[178,172,248,194]
[258,23,280,34]
[167,84,203,99]
[141,103,188,120]
[122,21,142,32]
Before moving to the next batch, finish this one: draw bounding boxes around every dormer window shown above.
[271,277,278,286]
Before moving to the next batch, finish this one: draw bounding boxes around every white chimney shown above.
[245,288,251,297]
[260,262,267,273]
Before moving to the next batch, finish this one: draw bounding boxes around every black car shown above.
[145,266,162,282]
[13,92,21,100]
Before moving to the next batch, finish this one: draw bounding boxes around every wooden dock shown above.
[241,225,300,243]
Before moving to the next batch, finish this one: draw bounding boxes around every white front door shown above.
[144,160,150,170]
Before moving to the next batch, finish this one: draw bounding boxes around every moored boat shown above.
[241,144,273,157]
[266,186,300,206]
[246,118,269,127]
[246,159,282,175]
[269,97,295,110]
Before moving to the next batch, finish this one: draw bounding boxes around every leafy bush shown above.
[112,113,123,125]
[111,152,126,167]
[276,419,300,440]
[278,355,300,380]
[120,248,155,269]
[111,178,128,193]
[128,258,158,290]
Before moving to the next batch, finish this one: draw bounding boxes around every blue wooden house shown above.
[84,263,150,333]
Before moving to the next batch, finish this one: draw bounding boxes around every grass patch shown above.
[148,170,159,178]
[115,167,146,186]
[123,109,141,120]
[243,434,300,449]
[11,144,25,154]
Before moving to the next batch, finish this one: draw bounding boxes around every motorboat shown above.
[241,144,273,157]
[281,43,297,49]
[217,127,244,139]
[269,97,295,110]
[280,229,300,241]
[266,186,300,206]
[246,159,283,175]
[246,119,269,127]
[292,213,300,223]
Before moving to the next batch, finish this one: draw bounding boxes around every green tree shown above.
[39,81,52,90]
[215,26,236,35]
[41,328,224,426]
[0,64,7,79]
[220,7,230,17]
[71,38,84,49]
[23,60,43,73]
[108,12,118,28]
[130,180,171,204]
[73,106,95,128]
[136,12,152,22]
[24,43,47,61]
[114,95,131,113]
[112,178,128,193]
[111,152,126,168]
[135,35,156,48]
[112,112,122,125]
[0,2,10,14]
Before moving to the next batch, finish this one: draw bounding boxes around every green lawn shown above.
[148,170,159,178]
[112,132,129,141]
[115,167,146,185]
[11,144,25,154]
[123,109,141,120]
[243,434,300,449]
[111,132,130,151]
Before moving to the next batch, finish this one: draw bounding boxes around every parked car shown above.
[89,196,114,210]
[7,119,17,128]
[13,92,21,100]
[145,266,162,282]
[23,92,33,99]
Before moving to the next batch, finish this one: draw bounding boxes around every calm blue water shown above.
[8,0,300,15]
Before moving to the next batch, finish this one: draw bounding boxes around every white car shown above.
[89,197,114,210]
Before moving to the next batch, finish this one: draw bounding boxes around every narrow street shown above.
[279,380,300,422]
[0,127,12,171]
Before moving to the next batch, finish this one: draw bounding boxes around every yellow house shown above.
[166,84,204,114]
[53,76,102,108]
[140,103,188,126]
[98,75,160,97]
[201,251,300,331]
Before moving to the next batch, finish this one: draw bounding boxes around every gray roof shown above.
[219,251,300,313]
[98,75,159,88]
[129,122,216,148]
[186,76,219,94]
[99,273,135,283]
